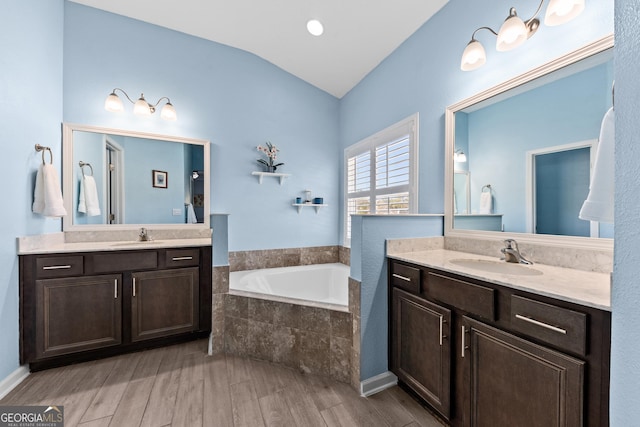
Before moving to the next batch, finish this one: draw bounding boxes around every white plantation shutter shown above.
[344,114,418,244]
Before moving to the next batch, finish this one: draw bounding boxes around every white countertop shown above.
[388,249,611,311]
[18,238,211,255]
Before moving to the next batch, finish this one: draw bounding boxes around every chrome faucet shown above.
[501,239,532,265]
[139,227,150,242]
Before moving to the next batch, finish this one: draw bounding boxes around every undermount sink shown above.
[449,259,543,276]
[111,240,165,247]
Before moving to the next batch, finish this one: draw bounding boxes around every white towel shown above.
[78,175,101,216]
[479,191,492,214]
[186,203,198,223]
[579,107,614,223]
[33,164,67,217]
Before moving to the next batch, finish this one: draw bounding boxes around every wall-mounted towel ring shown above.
[481,184,492,193]
[34,144,53,165]
[79,161,94,177]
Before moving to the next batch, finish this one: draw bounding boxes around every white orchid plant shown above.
[256,141,284,172]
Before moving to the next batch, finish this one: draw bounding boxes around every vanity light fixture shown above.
[104,88,177,121]
[460,0,585,71]
[454,149,467,163]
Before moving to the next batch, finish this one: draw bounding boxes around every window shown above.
[344,114,419,245]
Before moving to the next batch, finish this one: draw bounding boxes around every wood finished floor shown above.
[0,340,444,427]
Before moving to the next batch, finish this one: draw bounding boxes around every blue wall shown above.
[351,215,443,380]
[63,2,341,251]
[0,0,64,382]
[611,0,640,424]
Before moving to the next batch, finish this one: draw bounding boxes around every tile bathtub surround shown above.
[224,294,353,383]
[349,277,361,390]
[339,246,351,266]
[229,245,342,272]
[210,266,230,354]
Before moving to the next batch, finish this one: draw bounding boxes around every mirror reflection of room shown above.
[453,51,613,238]
[71,128,206,226]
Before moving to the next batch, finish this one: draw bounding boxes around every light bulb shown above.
[545,0,585,26]
[461,40,486,71]
[133,95,152,116]
[496,11,528,51]
[104,92,124,112]
[160,102,177,121]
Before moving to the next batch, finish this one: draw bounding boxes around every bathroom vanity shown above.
[19,239,212,370]
[387,250,610,427]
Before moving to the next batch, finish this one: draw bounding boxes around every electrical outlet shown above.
[172,208,182,216]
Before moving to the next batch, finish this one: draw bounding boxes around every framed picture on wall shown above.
[152,170,168,188]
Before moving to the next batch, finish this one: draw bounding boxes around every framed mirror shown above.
[62,123,210,230]
[445,35,614,249]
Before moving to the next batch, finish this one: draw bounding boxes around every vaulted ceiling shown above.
[69,0,449,98]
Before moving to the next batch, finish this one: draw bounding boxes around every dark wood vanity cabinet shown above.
[131,267,199,342]
[388,259,611,427]
[35,274,122,359]
[20,246,211,370]
[391,287,452,419]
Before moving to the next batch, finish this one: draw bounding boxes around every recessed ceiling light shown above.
[307,19,324,36]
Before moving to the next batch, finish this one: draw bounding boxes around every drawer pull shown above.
[392,273,411,282]
[439,316,443,346]
[114,279,118,299]
[172,256,193,261]
[515,314,567,335]
[42,265,72,270]
[133,278,136,297]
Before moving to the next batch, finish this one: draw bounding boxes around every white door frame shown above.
[104,136,125,224]
[525,139,597,236]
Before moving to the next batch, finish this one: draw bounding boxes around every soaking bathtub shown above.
[229,262,350,311]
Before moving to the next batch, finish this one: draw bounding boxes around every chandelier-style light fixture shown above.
[460,0,585,71]
[104,88,177,121]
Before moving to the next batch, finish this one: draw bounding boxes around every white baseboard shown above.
[360,371,398,397]
[0,366,30,400]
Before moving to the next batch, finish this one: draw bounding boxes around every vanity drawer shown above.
[511,295,587,356]
[89,251,158,273]
[165,249,200,268]
[426,272,495,320]
[390,262,421,294]
[35,256,84,279]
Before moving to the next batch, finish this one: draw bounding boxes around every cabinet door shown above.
[462,316,584,427]
[131,267,199,342]
[35,274,122,359]
[391,287,452,419]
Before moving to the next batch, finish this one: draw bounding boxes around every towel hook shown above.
[79,161,94,177]
[34,144,53,165]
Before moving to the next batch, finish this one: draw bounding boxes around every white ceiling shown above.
[69,0,449,98]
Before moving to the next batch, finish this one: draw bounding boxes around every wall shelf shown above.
[251,171,291,185]
[293,203,328,214]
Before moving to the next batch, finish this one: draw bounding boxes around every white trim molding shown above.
[0,366,30,400]
[360,371,398,397]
